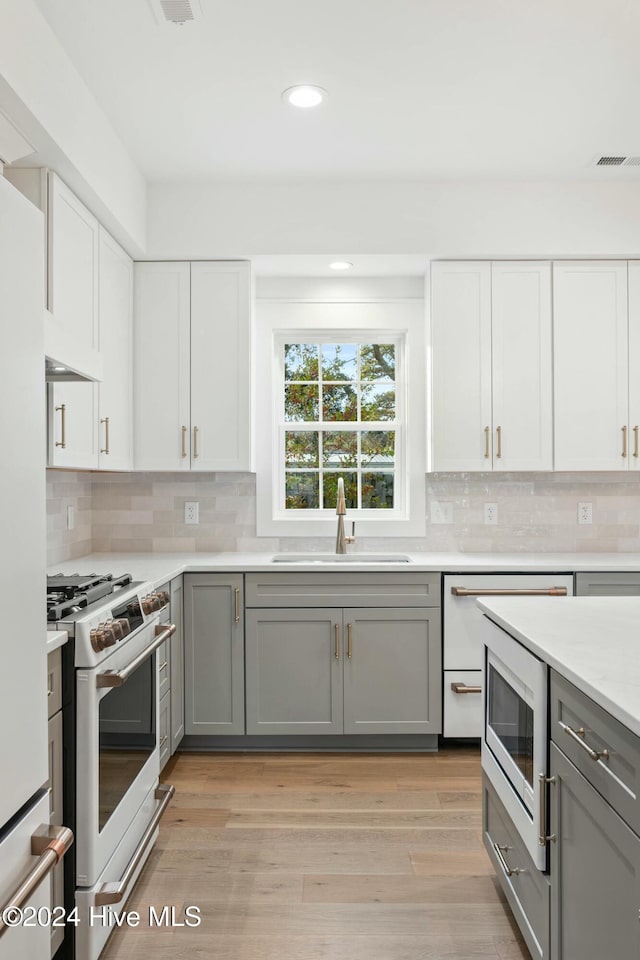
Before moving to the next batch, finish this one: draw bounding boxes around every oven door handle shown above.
[93,784,175,906]
[96,623,176,688]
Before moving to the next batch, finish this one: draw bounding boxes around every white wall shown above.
[147,179,640,260]
[0,0,146,254]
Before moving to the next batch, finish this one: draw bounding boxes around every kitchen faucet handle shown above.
[346,521,356,544]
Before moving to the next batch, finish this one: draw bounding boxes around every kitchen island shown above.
[478,595,640,960]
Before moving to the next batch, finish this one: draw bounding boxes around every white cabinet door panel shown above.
[628,261,640,470]
[98,229,133,471]
[431,262,492,470]
[553,261,629,470]
[48,381,99,469]
[190,261,252,471]
[134,262,191,470]
[491,262,552,471]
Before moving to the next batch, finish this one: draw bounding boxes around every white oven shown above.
[73,593,175,960]
[481,614,549,870]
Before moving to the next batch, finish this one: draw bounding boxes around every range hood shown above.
[45,357,96,382]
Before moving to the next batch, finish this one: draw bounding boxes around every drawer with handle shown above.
[47,648,62,719]
[483,773,550,960]
[443,670,483,737]
[550,670,640,835]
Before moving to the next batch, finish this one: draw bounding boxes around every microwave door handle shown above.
[96,623,175,688]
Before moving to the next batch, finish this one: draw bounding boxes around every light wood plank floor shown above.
[101,747,528,960]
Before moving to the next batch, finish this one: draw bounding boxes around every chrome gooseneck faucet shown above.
[335,477,356,554]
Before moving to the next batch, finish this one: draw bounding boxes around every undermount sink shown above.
[271,553,411,563]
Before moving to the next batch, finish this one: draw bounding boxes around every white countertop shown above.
[478,596,640,738]
[46,630,68,652]
[47,550,640,589]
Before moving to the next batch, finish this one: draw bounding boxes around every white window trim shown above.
[256,299,426,538]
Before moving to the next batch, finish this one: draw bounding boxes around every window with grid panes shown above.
[282,341,399,512]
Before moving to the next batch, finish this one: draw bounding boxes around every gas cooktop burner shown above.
[47,572,134,622]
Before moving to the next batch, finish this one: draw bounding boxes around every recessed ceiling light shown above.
[329,261,353,271]
[53,366,66,372]
[282,85,327,109]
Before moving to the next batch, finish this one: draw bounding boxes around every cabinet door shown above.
[431,262,492,470]
[159,691,171,771]
[245,608,343,735]
[550,742,640,960]
[627,261,640,469]
[553,261,629,470]
[491,262,552,471]
[98,229,133,470]
[575,572,640,596]
[190,261,252,471]
[343,608,441,735]
[48,173,100,378]
[133,262,190,470]
[48,381,99,468]
[184,574,244,735]
[170,576,184,753]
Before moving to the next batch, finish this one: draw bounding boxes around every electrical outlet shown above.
[66,505,75,531]
[484,502,498,525]
[430,501,453,524]
[184,501,199,525]
[578,502,592,525]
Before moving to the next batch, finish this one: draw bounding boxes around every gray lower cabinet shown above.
[245,607,441,736]
[550,741,640,959]
[47,649,64,958]
[575,572,640,596]
[184,573,244,735]
[159,691,171,768]
[170,575,185,752]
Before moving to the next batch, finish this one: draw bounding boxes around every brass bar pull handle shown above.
[55,403,66,448]
[347,623,353,660]
[451,682,482,694]
[193,425,199,459]
[634,426,639,459]
[94,784,174,906]
[234,588,240,624]
[493,843,521,877]
[100,416,110,455]
[496,425,502,459]
[484,425,490,459]
[559,722,610,762]
[97,624,176,688]
[181,425,187,458]
[159,735,169,747]
[538,773,556,845]
[0,825,74,939]
[158,661,168,672]
[334,623,340,660]
[622,425,628,458]
[451,586,568,597]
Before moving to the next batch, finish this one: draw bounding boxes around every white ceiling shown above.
[33,0,640,183]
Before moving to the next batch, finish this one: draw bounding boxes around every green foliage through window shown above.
[283,342,397,510]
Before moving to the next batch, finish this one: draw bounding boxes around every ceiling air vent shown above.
[596,156,626,165]
[148,0,203,25]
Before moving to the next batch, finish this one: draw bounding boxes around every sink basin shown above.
[271,553,411,563]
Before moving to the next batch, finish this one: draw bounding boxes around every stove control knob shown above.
[116,618,131,638]
[98,622,117,647]
[109,619,124,641]
[90,628,107,653]
[157,590,170,607]
[151,594,162,612]
[141,596,155,616]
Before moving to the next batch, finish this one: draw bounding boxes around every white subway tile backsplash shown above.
[46,469,640,559]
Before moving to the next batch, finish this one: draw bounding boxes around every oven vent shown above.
[595,156,640,167]
[148,0,203,25]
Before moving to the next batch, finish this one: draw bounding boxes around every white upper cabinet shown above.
[491,262,553,471]
[553,261,629,471]
[48,381,99,469]
[431,261,552,471]
[628,262,640,469]
[431,262,492,471]
[98,229,133,471]
[47,173,101,380]
[134,262,191,471]
[190,262,252,471]
[134,261,252,472]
